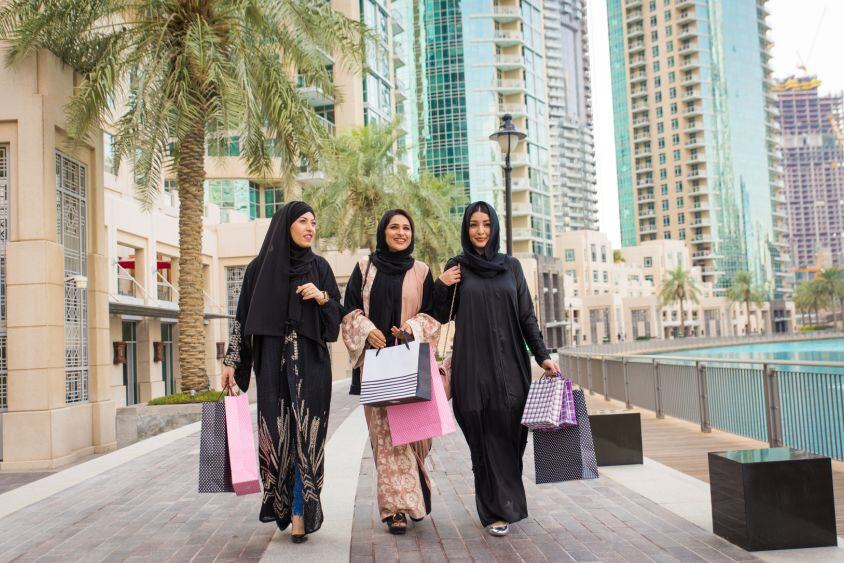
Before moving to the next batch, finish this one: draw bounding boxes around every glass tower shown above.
[543,0,599,233]
[607,0,791,298]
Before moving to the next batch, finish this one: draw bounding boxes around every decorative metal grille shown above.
[631,309,651,340]
[0,146,8,411]
[225,265,247,332]
[56,152,88,404]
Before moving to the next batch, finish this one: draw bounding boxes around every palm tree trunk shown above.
[745,299,751,335]
[679,300,685,338]
[177,119,209,392]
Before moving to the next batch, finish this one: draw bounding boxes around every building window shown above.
[122,321,138,405]
[566,269,577,282]
[56,151,89,404]
[263,186,285,218]
[593,270,598,282]
[103,133,115,175]
[662,200,670,211]
[590,244,596,261]
[663,216,671,226]
[644,257,653,268]
[678,212,685,224]
[601,246,607,263]
[163,179,178,193]
[679,229,686,239]
[676,197,684,207]
[603,271,608,283]
[161,323,175,395]
[565,249,575,262]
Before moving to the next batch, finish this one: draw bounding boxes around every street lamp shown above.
[569,303,575,347]
[489,113,526,256]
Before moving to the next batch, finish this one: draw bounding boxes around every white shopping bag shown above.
[360,341,432,407]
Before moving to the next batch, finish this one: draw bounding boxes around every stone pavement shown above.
[0,382,359,562]
[0,377,798,562]
[351,424,759,563]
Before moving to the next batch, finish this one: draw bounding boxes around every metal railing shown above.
[559,348,844,461]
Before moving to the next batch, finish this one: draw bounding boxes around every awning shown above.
[109,301,232,320]
[117,260,172,269]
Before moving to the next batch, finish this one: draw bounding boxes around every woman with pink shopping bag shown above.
[342,210,442,535]
[221,202,343,544]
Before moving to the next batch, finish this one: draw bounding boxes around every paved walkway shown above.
[0,379,839,562]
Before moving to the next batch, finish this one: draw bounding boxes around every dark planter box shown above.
[588,410,643,466]
[708,447,837,551]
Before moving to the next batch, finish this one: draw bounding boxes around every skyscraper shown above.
[543,0,599,233]
[773,76,844,269]
[607,0,791,299]
[396,0,555,256]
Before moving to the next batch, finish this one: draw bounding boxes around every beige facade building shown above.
[0,0,408,469]
[556,230,794,346]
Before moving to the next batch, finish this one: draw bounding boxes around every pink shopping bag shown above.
[387,344,456,446]
[224,390,261,495]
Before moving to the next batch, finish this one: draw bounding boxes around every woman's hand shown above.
[297,283,328,306]
[367,329,387,349]
[390,324,413,342]
[439,265,461,286]
[541,359,560,377]
[221,365,236,390]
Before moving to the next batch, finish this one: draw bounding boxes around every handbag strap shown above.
[360,257,372,307]
[442,284,458,356]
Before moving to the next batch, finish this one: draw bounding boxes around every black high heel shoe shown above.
[291,533,308,544]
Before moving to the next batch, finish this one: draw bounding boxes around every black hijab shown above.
[369,210,415,344]
[454,201,508,278]
[244,201,318,338]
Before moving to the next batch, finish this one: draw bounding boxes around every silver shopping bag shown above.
[360,340,432,407]
[198,400,234,493]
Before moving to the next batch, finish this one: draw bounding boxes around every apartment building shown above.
[607,0,791,301]
[556,230,793,345]
[773,76,844,270]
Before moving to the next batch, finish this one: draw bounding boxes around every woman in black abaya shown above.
[433,201,559,537]
[222,201,342,543]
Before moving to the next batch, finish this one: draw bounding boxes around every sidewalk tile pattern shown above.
[351,427,759,562]
[0,384,359,562]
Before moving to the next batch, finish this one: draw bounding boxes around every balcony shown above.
[683,88,701,101]
[494,54,524,70]
[296,161,326,185]
[628,41,645,54]
[296,76,334,107]
[493,30,523,46]
[393,41,406,68]
[690,218,710,227]
[630,71,647,84]
[639,209,656,218]
[511,178,530,192]
[506,153,529,167]
[640,224,658,234]
[492,5,522,22]
[678,25,697,40]
[511,202,532,216]
[683,105,700,117]
[637,177,654,187]
[626,10,643,24]
[495,78,526,93]
[691,234,712,243]
[629,56,647,70]
[499,103,527,116]
[638,193,655,202]
[627,25,644,39]
[392,12,404,33]
[678,10,694,24]
[685,136,704,148]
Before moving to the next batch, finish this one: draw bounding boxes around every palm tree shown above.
[307,122,462,273]
[613,250,625,264]
[1,1,366,391]
[394,172,461,276]
[659,266,700,338]
[307,122,401,251]
[726,271,764,335]
[817,268,844,327]
[796,279,831,326]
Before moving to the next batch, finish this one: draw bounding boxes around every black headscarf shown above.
[369,210,415,344]
[244,201,318,338]
[454,201,508,278]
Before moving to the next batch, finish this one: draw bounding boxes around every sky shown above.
[586,0,844,248]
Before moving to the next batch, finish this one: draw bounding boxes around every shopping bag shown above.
[224,391,262,495]
[522,374,564,430]
[387,343,456,446]
[360,340,432,407]
[198,400,233,493]
[533,389,599,484]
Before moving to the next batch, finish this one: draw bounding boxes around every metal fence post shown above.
[587,357,594,395]
[623,358,631,409]
[696,361,711,433]
[762,363,783,447]
[653,359,664,419]
[602,358,609,401]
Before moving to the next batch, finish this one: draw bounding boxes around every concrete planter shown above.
[116,403,205,448]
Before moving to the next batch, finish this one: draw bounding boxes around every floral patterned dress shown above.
[342,258,441,521]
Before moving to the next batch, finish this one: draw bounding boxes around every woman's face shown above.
[468,211,491,253]
[385,214,413,252]
[290,212,316,248]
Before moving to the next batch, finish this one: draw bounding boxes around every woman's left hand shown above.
[297,283,328,306]
[541,359,560,376]
[390,324,413,341]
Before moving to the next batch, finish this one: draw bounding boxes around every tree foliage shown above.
[659,266,700,337]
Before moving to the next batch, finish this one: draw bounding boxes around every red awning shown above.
[117,260,172,269]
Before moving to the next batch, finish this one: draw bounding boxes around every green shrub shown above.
[147,390,226,406]
[798,324,830,332]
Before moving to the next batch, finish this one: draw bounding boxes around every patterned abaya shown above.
[223,202,342,534]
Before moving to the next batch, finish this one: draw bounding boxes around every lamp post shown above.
[569,303,575,347]
[489,113,526,256]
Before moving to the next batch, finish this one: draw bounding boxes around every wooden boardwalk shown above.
[584,393,844,536]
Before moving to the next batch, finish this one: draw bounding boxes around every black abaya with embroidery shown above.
[432,202,550,527]
[223,204,342,535]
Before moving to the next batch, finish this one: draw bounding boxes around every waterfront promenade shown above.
[0,376,842,562]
